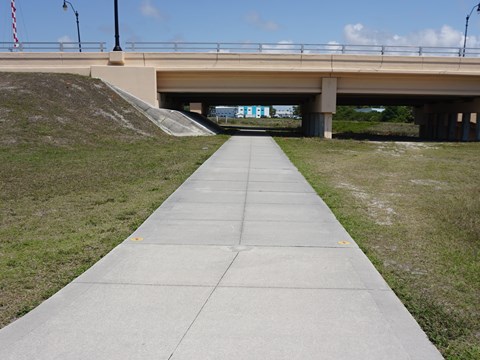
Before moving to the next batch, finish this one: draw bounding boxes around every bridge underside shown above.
[161,92,474,107]
[155,69,480,141]
[159,91,480,141]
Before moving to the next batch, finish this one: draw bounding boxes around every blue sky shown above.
[1,0,480,50]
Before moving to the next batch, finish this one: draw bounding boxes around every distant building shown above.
[274,106,294,118]
[237,106,270,118]
[211,106,237,117]
[211,105,270,118]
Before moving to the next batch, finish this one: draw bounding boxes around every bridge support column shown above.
[189,102,208,116]
[190,102,202,114]
[461,113,471,142]
[437,113,448,140]
[309,113,324,137]
[323,113,333,139]
[414,107,427,138]
[158,93,167,108]
[302,78,337,138]
[476,113,480,141]
[303,112,332,138]
[419,99,480,141]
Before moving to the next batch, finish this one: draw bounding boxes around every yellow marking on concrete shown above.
[130,237,144,242]
[338,241,351,245]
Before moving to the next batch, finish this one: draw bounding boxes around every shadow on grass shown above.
[334,132,422,142]
[220,124,448,143]
[222,126,303,138]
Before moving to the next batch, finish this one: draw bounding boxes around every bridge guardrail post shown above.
[216,43,220,53]
[419,47,423,56]
[259,43,263,53]
[60,43,64,52]
[301,44,304,54]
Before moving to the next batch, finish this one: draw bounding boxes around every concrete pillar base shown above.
[447,113,457,141]
[462,113,471,141]
[190,102,203,115]
[303,113,332,138]
[476,113,480,141]
[324,113,333,139]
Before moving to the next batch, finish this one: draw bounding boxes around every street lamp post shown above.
[113,0,122,51]
[62,0,82,52]
[462,2,480,57]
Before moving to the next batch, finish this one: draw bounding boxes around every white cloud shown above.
[140,0,165,20]
[57,35,78,49]
[262,40,297,53]
[246,11,279,31]
[58,35,74,43]
[343,23,480,48]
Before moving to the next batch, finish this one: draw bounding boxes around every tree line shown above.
[333,106,414,122]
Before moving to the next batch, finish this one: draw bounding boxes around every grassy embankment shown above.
[276,133,479,360]
[0,73,227,328]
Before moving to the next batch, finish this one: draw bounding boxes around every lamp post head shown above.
[477,4,480,13]
[63,1,68,11]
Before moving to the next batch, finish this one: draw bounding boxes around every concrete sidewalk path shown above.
[0,133,443,359]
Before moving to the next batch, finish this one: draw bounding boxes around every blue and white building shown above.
[236,106,270,118]
[211,106,237,117]
[274,106,294,118]
[211,105,270,118]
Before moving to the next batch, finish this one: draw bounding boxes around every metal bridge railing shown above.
[1,41,480,57]
[125,41,480,57]
[0,42,106,52]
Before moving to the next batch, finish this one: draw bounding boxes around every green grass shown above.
[212,117,301,129]
[276,137,480,360]
[333,120,419,138]
[0,136,226,327]
[0,72,228,328]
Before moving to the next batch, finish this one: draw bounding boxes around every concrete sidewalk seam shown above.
[73,281,215,288]
[167,253,240,360]
[238,138,253,246]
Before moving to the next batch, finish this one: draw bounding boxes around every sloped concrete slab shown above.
[246,191,324,205]
[130,219,241,245]
[244,203,339,222]
[0,283,213,360]
[154,202,244,221]
[167,189,246,204]
[190,167,249,181]
[180,179,247,191]
[76,244,235,286]
[241,220,356,247]
[220,247,389,290]
[170,287,435,360]
[248,180,315,193]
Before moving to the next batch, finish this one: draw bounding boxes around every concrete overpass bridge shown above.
[1,42,480,140]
